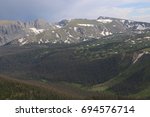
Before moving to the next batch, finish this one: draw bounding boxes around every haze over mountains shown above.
[0,16,150,99]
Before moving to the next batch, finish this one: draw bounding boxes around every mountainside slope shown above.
[0,17,150,99]
[0,75,89,99]
[0,32,150,99]
[92,53,150,99]
[0,19,51,46]
[1,16,150,46]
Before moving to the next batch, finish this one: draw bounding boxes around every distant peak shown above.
[58,19,70,27]
[97,16,112,20]
[97,16,127,21]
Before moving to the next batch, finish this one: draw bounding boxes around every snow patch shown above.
[97,19,112,23]
[131,40,136,44]
[18,38,29,46]
[105,31,112,36]
[121,20,125,24]
[136,25,145,30]
[45,40,49,43]
[56,33,60,38]
[101,31,112,36]
[74,27,78,32]
[55,25,62,28]
[30,28,44,34]
[68,34,73,38]
[83,38,88,41]
[78,24,94,27]
[64,40,71,44]
[20,40,28,46]
[137,38,142,40]
[101,31,105,36]
[144,37,150,39]
[18,38,25,43]
[52,40,58,44]
[38,39,44,44]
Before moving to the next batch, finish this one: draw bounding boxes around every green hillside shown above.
[0,75,80,99]
[0,32,150,99]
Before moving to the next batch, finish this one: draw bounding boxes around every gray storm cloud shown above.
[0,0,73,21]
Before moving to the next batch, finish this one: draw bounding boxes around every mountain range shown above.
[0,16,150,46]
[0,16,150,99]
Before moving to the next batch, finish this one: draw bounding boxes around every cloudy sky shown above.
[0,0,150,22]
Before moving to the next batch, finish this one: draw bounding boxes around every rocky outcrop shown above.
[0,19,50,46]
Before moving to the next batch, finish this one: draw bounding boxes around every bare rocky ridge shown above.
[0,19,51,46]
[0,16,150,46]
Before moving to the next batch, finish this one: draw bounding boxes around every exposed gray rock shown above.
[1,16,150,46]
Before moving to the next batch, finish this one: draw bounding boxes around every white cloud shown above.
[128,8,150,22]
[62,6,133,19]
[130,15,150,22]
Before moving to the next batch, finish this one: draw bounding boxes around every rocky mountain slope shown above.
[0,19,50,46]
[0,16,150,46]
